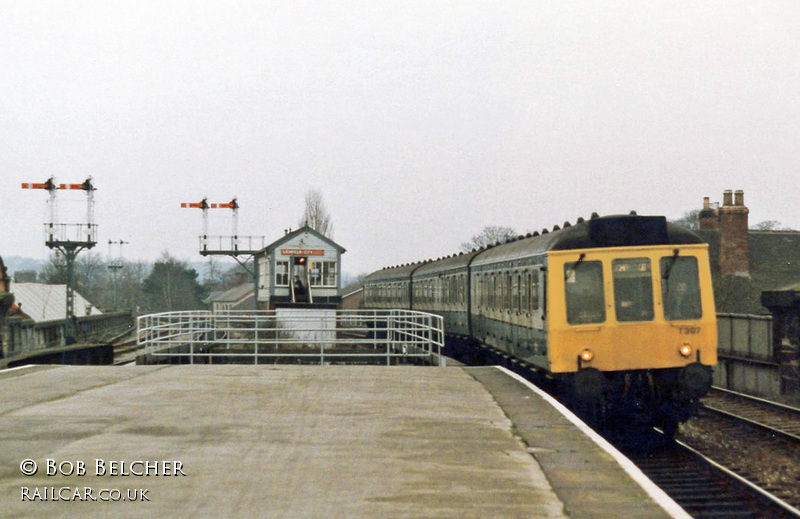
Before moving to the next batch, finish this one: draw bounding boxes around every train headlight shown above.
[679,343,693,358]
[580,349,594,362]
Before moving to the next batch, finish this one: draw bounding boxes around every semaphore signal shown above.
[21,177,98,344]
[180,197,260,256]
[181,196,265,308]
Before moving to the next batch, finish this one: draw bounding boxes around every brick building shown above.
[694,190,800,315]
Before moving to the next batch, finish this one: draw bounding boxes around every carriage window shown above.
[564,261,605,324]
[511,273,519,312]
[531,270,540,311]
[505,272,512,310]
[661,256,702,320]
[612,258,654,322]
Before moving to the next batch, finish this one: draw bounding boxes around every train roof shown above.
[471,214,703,267]
[412,249,484,277]
[364,262,421,283]
[365,214,704,281]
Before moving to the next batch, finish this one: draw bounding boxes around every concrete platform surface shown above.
[0,365,682,518]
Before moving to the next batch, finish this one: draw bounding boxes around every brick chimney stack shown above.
[699,196,719,231]
[702,189,749,276]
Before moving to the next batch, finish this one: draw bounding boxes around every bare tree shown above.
[670,210,701,230]
[39,252,67,284]
[460,226,518,252]
[299,189,334,238]
[751,220,788,231]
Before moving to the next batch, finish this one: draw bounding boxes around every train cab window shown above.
[564,260,605,324]
[612,258,654,322]
[661,256,702,320]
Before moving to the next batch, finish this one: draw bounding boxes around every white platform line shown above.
[0,364,37,374]
[495,366,692,519]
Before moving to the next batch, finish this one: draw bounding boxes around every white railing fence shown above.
[137,309,444,366]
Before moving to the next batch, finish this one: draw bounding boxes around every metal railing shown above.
[200,235,266,254]
[137,309,445,366]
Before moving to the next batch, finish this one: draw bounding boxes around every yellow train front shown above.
[365,213,717,434]
[547,241,716,432]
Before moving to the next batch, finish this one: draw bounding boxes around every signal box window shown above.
[309,261,337,287]
[661,256,702,320]
[564,260,605,324]
[612,258,654,322]
[276,261,289,287]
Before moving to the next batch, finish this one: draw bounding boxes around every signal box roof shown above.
[262,225,345,255]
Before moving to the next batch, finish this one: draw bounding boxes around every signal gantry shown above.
[22,177,97,344]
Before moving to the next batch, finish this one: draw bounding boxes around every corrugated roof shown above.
[12,283,102,323]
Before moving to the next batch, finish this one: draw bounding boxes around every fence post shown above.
[386,310,392,366]
[254,312,259,365]
[189,313,194,365]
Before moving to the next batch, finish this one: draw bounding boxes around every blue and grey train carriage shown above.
[364,213,717,433]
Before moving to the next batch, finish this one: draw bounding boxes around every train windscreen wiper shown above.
[663,249,680,281]
[565,253,586,280]
[662,249,681,300]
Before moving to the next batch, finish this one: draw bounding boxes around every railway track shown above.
[497,354,800,517]
[411,343,800,516]
[701,387,800,443]
[667,387,800,516]
[623,436,800,518]
[111,333,142,365]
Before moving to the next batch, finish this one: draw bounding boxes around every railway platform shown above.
[1,364,687,518]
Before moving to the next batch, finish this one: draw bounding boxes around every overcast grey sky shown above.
[2,1,799,276]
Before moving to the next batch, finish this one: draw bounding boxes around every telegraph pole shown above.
[107,239,128,309]
[23,177,98,344]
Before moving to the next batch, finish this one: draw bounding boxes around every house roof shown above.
[262,225,346,254]
[12,283,102,322]
[207,283,254,304]
[341,286,363,299]
[695,229,800,313]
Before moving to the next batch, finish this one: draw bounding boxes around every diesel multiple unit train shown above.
[364,213,717,433]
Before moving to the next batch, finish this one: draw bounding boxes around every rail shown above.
[137,309,445,366]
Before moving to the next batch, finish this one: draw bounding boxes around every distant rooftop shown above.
[11,283,101,322]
